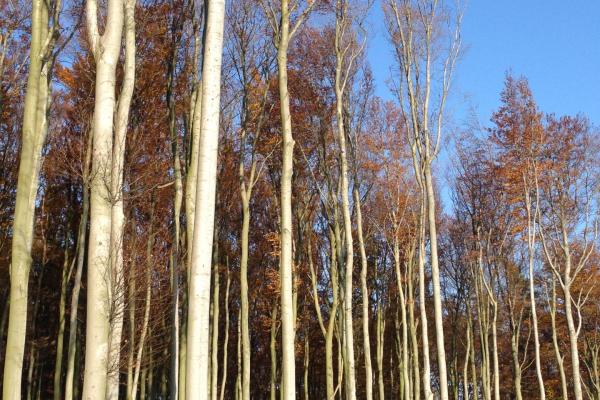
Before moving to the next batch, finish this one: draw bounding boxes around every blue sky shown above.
[367,0,600,125]
[365,0,600,210]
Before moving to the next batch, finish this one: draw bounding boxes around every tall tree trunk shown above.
[82,0,124,394]
[270,301,278,400]
[185,1,225,398]
[463,313,471,400]
[211,256,220,400]
[524,188,546,400]
[3,0,55,395]
[65,133,91,400]
[304,337,310,400]
[239,195,251,400]
[54,246,73,400]
[131,201,155,400]
[376,299,385,400]
[219,264,230,400]
[394,239,411,400]
[355,189,373,400]
[417,199,433,399]
[423,164,449,400]
[334,4,357,397]
[277,2,296,398]
[106,1,136,397]
[549,278,568,400]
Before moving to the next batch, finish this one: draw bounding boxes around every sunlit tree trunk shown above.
[270,301,278,400]
[355,189,373,400]
[275,2,296,397]
[185,1,225,398]
[394,238,411,400]
[106,1,136,397]
[548,277,568,400]
[524,183,546,400]
[82,0,124,395]
[3,0,58,395]
[211,254,220,400]
[219,264,230,400]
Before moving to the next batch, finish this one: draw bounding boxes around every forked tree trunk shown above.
[82,0,124,395]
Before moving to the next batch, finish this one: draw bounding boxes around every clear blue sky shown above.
[365,0,600,210]
[367,0,600,125]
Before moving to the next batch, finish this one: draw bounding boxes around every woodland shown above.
[1,0,599,399]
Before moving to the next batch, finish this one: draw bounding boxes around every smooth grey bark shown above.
[82,0,124,394]
[106,1,136,397]
[185,1,225,398]
[3,0,60,395]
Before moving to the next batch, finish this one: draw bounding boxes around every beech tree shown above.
[3,0,62,397]
[3,2,600,400]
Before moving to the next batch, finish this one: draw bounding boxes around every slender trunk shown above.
[239,195,251,400]
[565,280,583,400]
[126,260,136,400]
[106,2,136,397]
[304,337,310,400]
[423,165,449,400]
[417,198,433,399]
[185,1,225,399]
[3,1,51,396]
[407,254,420,400]
[219,264,230,400]
[510,327,522,400]
[270,302,279,400]
[167,8,183,400]
[490,303,499,400]
[376,300,385,400]
[335,13,357,399]
[54,247,72,400]
[65,134,91,400]
[26,348,37,400]
[131,213,154,400]
[560,229,584,400]
[211,260,220,400]
[237,307,242,400]
[549,278,568,400]
[277,2,296,398]
[355,188,373,400]
[394,240,411,400]
[463,314,471,400]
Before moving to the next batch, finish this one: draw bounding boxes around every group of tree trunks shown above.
[1,0,599,399]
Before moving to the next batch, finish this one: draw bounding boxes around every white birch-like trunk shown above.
[277,2,296,398]
[185,0,225,398]
[106,1,136,397]
[82,0,124,395]
[3,1,52,397]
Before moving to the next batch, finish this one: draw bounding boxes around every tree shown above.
[386,1,461,398]
[185,0,226,398]
[82,0,125,395]
[3,0,61,397]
